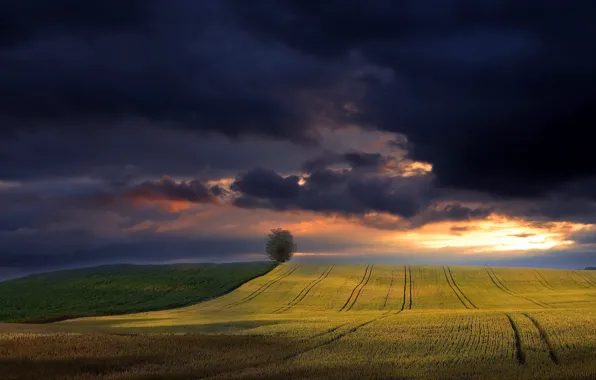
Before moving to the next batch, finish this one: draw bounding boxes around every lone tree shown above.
[266,228,296,263]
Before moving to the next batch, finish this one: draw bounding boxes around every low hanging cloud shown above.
[228,152,493,228]
[126,176,220,204]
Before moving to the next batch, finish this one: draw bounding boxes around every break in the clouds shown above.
[1,0,596,272]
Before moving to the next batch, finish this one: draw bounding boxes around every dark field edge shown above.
[12,262,279,324]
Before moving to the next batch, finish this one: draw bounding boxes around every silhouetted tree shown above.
[266,228,296,263]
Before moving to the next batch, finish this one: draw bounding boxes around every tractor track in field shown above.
[522,313,559,365]
[408,265,413,309]
[274,265,334,314]
[443,265,468,309]
[339,265,372,312]
[345,265,374,311]
[448,266,477,309]
[568,272,587,288]
[486,267,551,309]
[533,270,556,291]
[381,267,396,309]
[504,313,526,365]
[401,265,407,311]
[225,264,300,309]
[575,271,596,288]
[223,265,286,308]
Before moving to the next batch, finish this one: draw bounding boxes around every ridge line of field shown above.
[533,270,556,291]
[486,267,551,309]
[381,267,397,309]
[505,313,526,365]
[345,264,374,311]
[339,265,371,312]
[8,262,279,324]
[522,313,559,365]
[225,264,300,309]
[447,266,478,309]
[274,265,334,314]
[408,265,413,309]
[443,265,469,309]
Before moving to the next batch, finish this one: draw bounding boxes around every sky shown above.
[1,0,596,275]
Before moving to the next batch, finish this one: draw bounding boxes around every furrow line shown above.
[443,265,469,309]
[381,267,396,309]
[272,265,330,313]
[522,313,559,365]
[533,271,556,291]
[339,265,371,312]
[345,264,374,311]
[505,313,526,365]
[448,266,478,309]
[489,267,551,309]
[401,264,407,311]
[224,265,289,308]
[575,271,596,288]
[408,265,413,309]
[226,264,300,309]
[275,265,334,314]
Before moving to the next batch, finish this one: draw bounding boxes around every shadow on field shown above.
[76,319,286,334]
[0,356,162,379]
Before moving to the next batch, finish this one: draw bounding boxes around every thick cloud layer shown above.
[230,153,492,228]
[1,1,596,271]
[3,1,596,194]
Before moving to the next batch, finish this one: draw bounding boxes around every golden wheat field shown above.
[2,264,596,379]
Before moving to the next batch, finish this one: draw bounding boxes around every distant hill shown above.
[586,267,596,270]
[0,262,276,323]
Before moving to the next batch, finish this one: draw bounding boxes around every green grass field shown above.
[0,262,276,323]
[2,263,596,379]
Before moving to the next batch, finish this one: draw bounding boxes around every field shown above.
[0,262,276,323]
[2,263,596,379]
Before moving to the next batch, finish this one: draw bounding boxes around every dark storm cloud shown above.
[303,152,388,173]
[231,167,431,218]
[0,0,349,142]
[230,153,493,227]
[228,0,596,198]
[3,0,596,200]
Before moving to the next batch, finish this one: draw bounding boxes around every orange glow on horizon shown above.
[394,215,588,254]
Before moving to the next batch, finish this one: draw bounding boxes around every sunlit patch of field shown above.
[2,264,596,379]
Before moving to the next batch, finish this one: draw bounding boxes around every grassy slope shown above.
[0,261,276,323]
[3,263,596,379]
